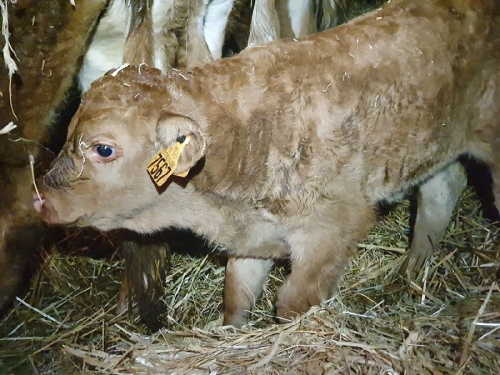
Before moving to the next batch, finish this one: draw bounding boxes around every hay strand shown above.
[0,0,18,119]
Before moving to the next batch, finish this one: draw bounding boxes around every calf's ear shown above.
[154,115,206,175]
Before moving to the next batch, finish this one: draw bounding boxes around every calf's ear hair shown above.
[155,115,206,174]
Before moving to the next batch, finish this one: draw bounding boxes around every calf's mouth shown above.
[32,189,78,226]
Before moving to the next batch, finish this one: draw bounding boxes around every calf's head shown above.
[33,66,208,232]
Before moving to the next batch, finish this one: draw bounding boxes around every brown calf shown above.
[34,0,500,324]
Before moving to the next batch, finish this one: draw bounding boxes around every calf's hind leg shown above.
[399,161,467,278]
[276,201,375,321]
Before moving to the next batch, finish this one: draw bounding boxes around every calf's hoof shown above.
[223,312,250,328]
[275,286,320,324]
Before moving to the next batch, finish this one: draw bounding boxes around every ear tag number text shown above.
[147,136,190,187]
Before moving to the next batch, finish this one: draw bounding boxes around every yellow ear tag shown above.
[147,136,191,187]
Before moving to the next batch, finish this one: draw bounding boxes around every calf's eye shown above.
[95,144,115,158]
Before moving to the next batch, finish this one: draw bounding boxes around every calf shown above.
[34,0,500,323]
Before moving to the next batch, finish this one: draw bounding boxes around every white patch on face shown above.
[203,0,235,60]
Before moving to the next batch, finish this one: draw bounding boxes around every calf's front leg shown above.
[223,257,274,327]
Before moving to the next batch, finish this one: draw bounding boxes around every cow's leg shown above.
[247,0,281,46]
[223,257,274,327]
[203,0,235,60]
[123,0,154,66]
[276,200,375,321]
[276,0,316,38]
[116,272,130,316]
[183,0,214,69]
[116,238,170,332]
[399,161,467,278]
[317,0,342,31]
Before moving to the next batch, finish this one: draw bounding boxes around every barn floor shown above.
[0,187,498,374]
